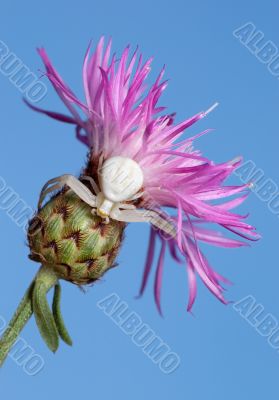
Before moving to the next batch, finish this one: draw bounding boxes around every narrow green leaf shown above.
[0,281,34,366]
[33,281,59,353]
[52,283,73,346]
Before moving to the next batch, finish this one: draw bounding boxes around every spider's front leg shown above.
[110,208,176,238]
[38,174,97,210]
[80,175,100,195]
[118,203,137,210]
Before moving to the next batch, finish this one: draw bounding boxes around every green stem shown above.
[0,265,57,366]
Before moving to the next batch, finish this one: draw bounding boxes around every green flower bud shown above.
[28,188,125,285]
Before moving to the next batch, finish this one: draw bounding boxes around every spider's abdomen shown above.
[100,156,144,203]
[27,189,125,285]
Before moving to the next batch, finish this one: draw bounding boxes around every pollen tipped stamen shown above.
[203,101,219,117]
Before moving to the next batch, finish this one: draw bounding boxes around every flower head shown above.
[27,37,259,312]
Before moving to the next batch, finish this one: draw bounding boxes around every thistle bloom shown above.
[0,38,260,367]
[26,37,259,314]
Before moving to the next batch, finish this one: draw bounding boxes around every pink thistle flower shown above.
[27,37,259,313]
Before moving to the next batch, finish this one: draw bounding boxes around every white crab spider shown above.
[38,156,176,237]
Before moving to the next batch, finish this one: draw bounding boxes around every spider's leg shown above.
[38,176,68,209]
[38,183,64,210]
[38,174,97,210]
[80,175,100,194]
[118,202,137,210]
[111,209,176,238]
[39,176,65,199]
[149,211,176,238]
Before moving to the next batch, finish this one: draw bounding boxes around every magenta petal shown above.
[154,240,167,315]
[75,126,90,146]
[186,260,197,312]
[138,228,156,296]
[24,99,77,124]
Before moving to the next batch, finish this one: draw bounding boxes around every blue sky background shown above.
[0,1,279,398]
